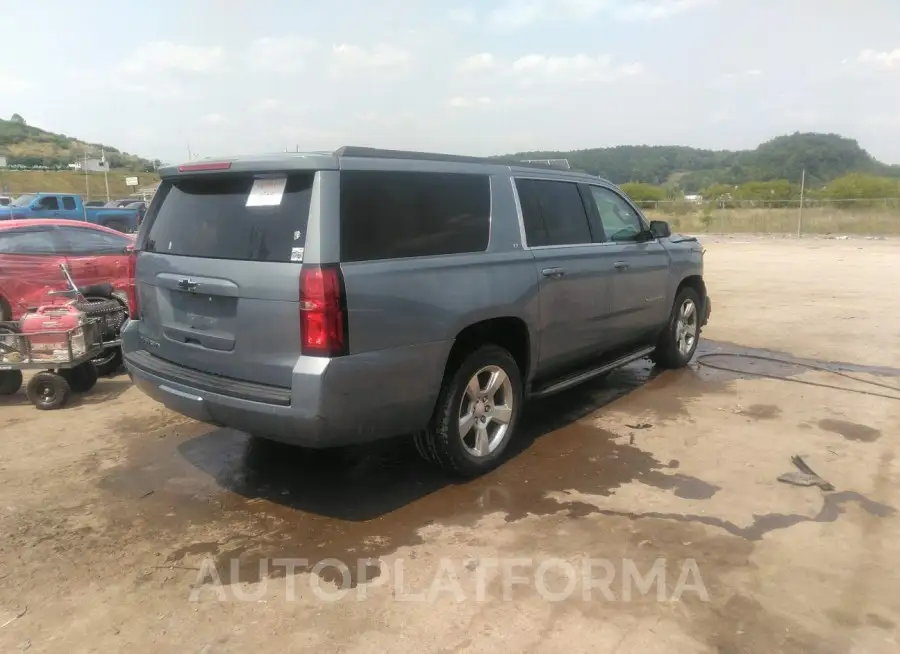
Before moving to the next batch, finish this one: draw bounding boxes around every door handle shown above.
[614,261,629,271]
[541,267,565,279]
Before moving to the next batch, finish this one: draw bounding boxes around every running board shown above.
[529,346,655,400]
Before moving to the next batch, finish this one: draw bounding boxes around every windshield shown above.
[10,194,36,207]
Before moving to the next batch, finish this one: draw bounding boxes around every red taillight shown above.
[125,249,139,319]
[299,265,347,357]
[177,161,232,172]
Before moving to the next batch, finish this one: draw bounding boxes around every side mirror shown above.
[648,220,671,239]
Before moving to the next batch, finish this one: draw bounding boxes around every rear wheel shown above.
[59,362,99,393]
[651,287,702,369]
[91,348,123,377]
[26,372,71,410]
[416,345,523,477]
[0,370,23,396]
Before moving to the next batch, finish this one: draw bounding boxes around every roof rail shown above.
[332,146,593,174]
[333,146,490,164]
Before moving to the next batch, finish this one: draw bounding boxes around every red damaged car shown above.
[0,219,137,374]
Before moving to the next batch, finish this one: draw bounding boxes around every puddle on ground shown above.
[738,404,782,420]
[98,340,900,587]
[817,418,882,443]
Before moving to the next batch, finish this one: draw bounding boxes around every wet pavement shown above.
[96,339,900,588]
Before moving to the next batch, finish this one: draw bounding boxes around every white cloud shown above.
[449,96,493,108]
[254,98,280,112]
[485,0,710,29]
[0,74,32,93]
[715,69,764,87]
[857,48,900,71]
[457,53,497,74]
[511,54,645,83]
[331,43,411,71]
[200,113,228,125]
[615,0,717,21]
[246,36,318,73]
[448,8,477,23]
[489,2,546,30]
[120,41,225,74]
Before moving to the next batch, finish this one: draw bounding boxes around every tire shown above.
[75,296,127,343]
[0,370,23,396]
[26,371,71,410]
[417,345,523,477]
[59,362,99,393]
[92,347,123,377]
[651,287,702,369]
[105,220,127,233]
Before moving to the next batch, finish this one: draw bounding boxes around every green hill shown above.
[0,113,158,172]
[497,133,900,193]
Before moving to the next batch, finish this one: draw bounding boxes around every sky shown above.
[2,0,900,165]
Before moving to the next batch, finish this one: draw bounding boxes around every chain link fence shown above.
[635,198,900,235]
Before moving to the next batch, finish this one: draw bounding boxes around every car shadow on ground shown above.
[176,360,662,522]
[174,338,900,524]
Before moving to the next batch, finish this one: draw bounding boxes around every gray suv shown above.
[123,147,710,476]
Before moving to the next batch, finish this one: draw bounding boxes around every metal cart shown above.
[0,319,105,409]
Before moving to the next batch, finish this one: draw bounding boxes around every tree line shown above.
[499,132,900,194]
[620,173,900,206]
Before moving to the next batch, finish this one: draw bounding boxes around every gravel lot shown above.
[1,236,899,653]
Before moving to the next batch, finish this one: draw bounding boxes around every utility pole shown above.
[102,147,110,202]
[83,149,90,202]
[796,169,806,238]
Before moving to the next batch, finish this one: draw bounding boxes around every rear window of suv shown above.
[143,173,313,262]
[339,171,490,262]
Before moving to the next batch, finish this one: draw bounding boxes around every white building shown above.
[70,158,108,172]
[0,155,7,168]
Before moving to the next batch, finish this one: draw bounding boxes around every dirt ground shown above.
[1,235,899,653]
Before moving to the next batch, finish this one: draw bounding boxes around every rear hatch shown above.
[135,170,315,388]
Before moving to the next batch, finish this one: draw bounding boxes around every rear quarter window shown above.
[339,171,490,262]
[143,173,314,262]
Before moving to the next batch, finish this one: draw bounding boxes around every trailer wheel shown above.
[26,372,71,410]
[60,362,99,393]
[0,370,23,396]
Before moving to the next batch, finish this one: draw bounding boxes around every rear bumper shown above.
[122,321,449,448]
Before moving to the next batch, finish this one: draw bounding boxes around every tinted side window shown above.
[0,228,59,254]
[58,227,130,254]
[515,179,549,246]
[39,196,60,210]
[144,174,314,262]
[340,171,490,262]
[515,179,592,247]
[589,186,644,242]
[62,196,77,210]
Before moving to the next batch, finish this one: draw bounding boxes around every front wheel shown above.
[415,345,523,477]
[26,372,71,410]
[651,287,702,369]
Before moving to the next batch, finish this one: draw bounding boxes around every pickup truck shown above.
[0,193,140,233]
